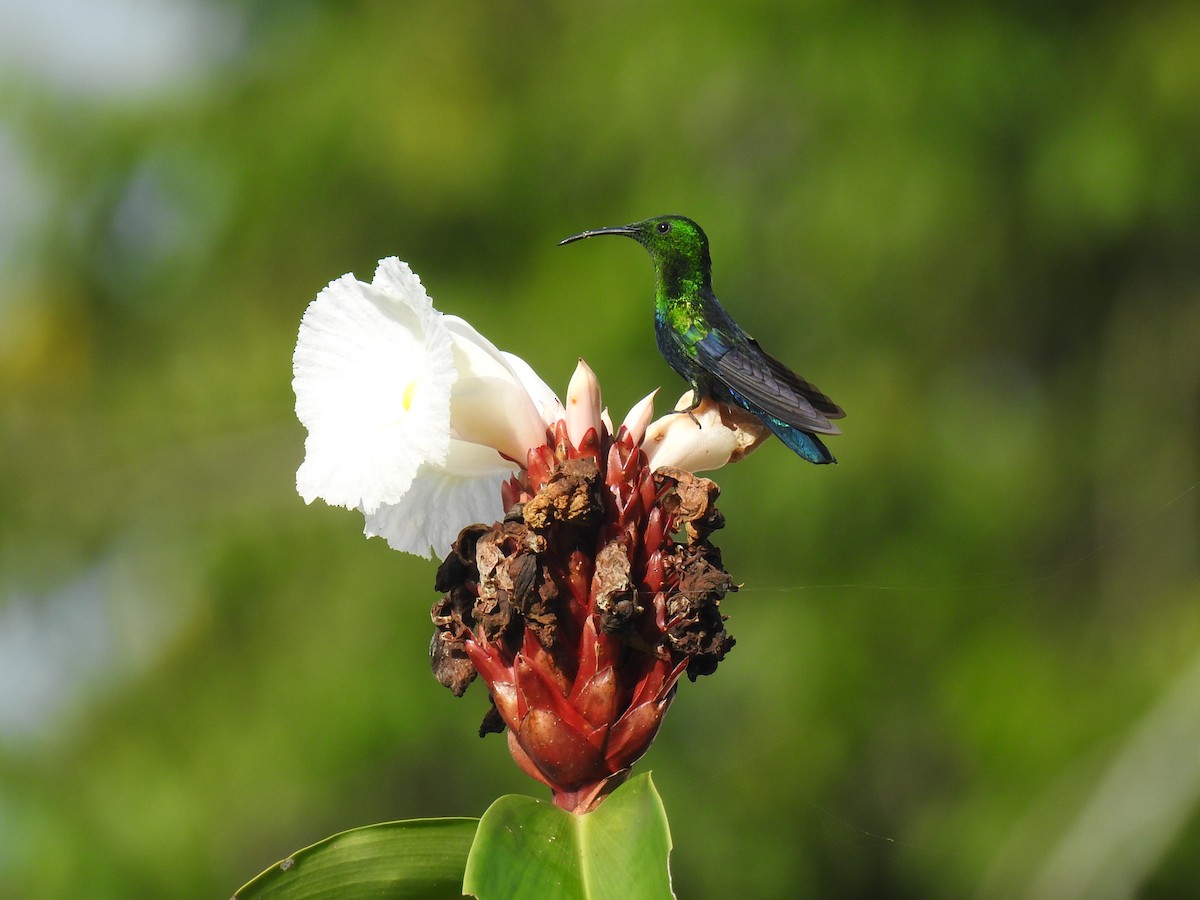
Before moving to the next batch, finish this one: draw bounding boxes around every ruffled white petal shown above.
[370,256,434,304]
[294,264,456,514]
[363,441,518,558]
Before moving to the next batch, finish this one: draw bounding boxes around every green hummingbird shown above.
[559,214,844,464]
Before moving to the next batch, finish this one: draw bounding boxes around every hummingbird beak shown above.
[558,225,639,246]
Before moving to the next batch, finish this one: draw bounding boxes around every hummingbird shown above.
[559,214,844,464]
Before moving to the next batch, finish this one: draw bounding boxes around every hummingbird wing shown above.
[695,330,844,435]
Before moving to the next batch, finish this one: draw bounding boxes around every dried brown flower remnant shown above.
[522,458,601,530]
[429,420,736,813]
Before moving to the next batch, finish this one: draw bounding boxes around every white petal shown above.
[565,358,602,446]
[362,441,517,558]
[643,410,738,472]
[502,351,561,426]
[443,316,550,460]
[294,268,455,514]
[642,394,772,473]
[442,314,512,374]
[370,257,435,310]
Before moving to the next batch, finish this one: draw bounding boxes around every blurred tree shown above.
[1,1,1197,897]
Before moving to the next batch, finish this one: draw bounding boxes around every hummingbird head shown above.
[559,215,712,289]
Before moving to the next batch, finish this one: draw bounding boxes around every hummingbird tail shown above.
[768,418,837,464]
[725,386,837,464]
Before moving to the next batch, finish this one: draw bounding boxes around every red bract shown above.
[430,420,735,813]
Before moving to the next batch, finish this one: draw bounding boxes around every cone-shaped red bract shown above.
[431,420,735,813]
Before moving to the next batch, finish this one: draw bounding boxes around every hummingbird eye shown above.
[656,221,672,234]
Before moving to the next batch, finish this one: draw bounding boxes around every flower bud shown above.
[565,358,603,448]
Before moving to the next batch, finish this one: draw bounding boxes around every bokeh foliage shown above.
[2,1,1198,897]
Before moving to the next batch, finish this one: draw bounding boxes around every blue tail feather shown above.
[765,415,836,464]
[725,387,837,465]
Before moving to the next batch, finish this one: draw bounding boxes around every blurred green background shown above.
[2,1,1198,897]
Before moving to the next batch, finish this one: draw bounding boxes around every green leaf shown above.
[463,773,674,899]
[234,817,478,899]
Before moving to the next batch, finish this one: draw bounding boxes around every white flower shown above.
[293,258,558,558]
[642,392,771,472]
[293,258,769,558]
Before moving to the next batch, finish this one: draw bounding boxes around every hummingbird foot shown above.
[663,407,703,429]
[670,387,704,428]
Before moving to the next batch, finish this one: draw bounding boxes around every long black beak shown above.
[558,225,638,246]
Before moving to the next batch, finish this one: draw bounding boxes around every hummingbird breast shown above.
[654,310,704,387]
